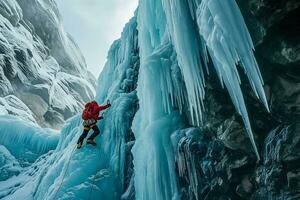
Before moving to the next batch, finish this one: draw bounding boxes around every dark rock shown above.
[287,170,300,190]
[217,116,254,155]
[236,175,254,198]
[264,124,300,164]
[269,75,300,123]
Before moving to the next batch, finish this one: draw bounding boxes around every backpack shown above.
[82,101,97,120]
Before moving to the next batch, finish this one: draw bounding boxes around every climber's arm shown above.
[96,100,111,112]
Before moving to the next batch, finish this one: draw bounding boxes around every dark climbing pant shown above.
[77,125,100,144]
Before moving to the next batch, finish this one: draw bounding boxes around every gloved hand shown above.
[98,116,104,120]
[107,100,111,107]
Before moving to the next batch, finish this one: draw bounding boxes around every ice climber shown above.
[77,100,111,149]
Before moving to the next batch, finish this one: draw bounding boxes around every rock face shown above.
[0,0,95,129]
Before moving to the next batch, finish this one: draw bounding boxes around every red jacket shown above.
[83,101,111,120]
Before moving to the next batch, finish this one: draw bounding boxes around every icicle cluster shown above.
[160,0,269,159]
[134,0,269,199]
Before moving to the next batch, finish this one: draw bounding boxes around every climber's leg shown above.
[77,127,90,149]
[87,125,100,146]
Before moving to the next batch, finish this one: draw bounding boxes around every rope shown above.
[51,144,101,200]
[52,146,76,200]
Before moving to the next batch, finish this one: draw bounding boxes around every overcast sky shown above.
[55,0,138,77]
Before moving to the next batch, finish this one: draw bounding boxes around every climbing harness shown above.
[52,146,76,200]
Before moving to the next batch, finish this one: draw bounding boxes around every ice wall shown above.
[132,0,268,199]
[0,115,119,200]
[32,16,140,200]
[133,1,186,199]
[0,16,140,200]
[96,16,140,198]
[0,95,36,123]
[0,145,22,181]
[163,0,269,158]
[0,116,59,164]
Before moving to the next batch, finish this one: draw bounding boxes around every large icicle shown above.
[133,1,186,199]
[132,51,184,199]
[197,0,269,109]
[162,0,207,125]
[196,0,269,159]
[161,0,268,159]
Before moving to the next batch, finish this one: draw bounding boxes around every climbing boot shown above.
[86,139,97,146]
[77,142,82,149]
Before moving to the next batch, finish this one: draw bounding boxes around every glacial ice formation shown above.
[0,0,95,129]
[0,17,140,200]
[0,145,22,182]
[0,0,270,199]
[195,0,269,159]
[132,0,268,198]
[0,115,119,200]
[0,116,59,164]
[0,95,36,123]
[135,0,269,160]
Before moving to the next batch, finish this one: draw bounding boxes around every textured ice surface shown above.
[96,16,140,197]
[133,3,186,197]
[0,0,22,26]
[0,116,59,164]
[0,17,139,200]
[0,95,36,123]
[132,55,185,196]
[136,0,268,160]
[0,145,22,181]
[196,0,269,158]
[132,0,268,198]
[0,115,118,200]
[0,0,95,129]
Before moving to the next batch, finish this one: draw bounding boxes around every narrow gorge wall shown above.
[0,0,95,129]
